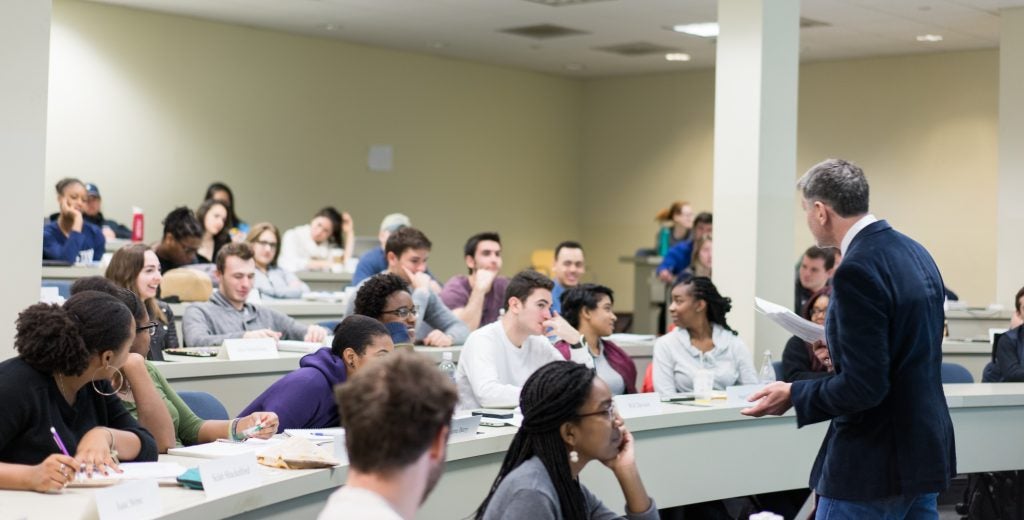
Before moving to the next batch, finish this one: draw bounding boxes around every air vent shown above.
[522,0,614,6]
[800,17,830,29]
[595,42,680,56]
[500,24,589,39]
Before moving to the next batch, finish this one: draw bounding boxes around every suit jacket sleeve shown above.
[791,263,892,427]
[994,332,1024,382]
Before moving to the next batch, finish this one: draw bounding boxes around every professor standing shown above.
[742,159,955,518]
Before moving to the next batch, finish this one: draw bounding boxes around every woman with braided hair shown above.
[652,276,758,394]
[476,361,657,520]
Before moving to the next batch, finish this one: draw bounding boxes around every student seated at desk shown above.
[46,182,131,241]
[353,273,418,341]
[241,315,394,430]
[278,206,354,272]
[183,243,329,347]
[106,244,179,361]
[346,227,468,346]
[0,291,158,492]
[351,212,410,287]
[475,362,656,520]
[194,199,230,264]
[441,232,510,331]
[204,182,248,241]
[550,241,586,314]
[782,286,834,382]
[320,351,457,520]
[246,222,310,299]
[153,206,203,274]
[454,270,592,410]
[554,284,637,395]
[42,177,106,264]
[652,276,757,393]
[656,212,712,284]
[70,277,278,452]
[983,286,1024,382]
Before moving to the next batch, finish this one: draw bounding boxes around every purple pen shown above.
[50,426,71,456]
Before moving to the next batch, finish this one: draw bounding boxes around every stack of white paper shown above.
[754,297,825,343]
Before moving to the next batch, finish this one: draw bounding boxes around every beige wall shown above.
[581,50,999,312]
[48,0,1000,317]
[47,0,583,281]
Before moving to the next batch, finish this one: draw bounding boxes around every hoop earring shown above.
[569,450,579,464]
[91,364,126,396]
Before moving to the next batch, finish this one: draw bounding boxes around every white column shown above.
[712,0,799,362]
[0,1,51,359]
[997,8,1024,308]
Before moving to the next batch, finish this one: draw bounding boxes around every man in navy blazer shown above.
[743,159,955,518]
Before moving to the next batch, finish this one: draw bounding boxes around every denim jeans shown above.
[816,492,939,520]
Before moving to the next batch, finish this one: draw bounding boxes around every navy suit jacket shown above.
[790,220,956,500]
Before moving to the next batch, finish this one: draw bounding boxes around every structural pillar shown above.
[996,8,1024,309]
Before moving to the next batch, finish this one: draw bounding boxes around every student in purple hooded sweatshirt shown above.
[239,315,395,430]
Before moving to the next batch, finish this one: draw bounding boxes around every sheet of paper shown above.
[167,438,284,459]
[754,297,825,343]
[448,416,481,443]
[284,428,344,441]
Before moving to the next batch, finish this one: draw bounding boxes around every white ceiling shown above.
[87,0,1024,78]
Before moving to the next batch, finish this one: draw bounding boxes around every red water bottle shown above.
[131,207,144,242]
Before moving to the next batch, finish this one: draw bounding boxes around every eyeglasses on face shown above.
[136,321,159,336]
[381,306,418,319]
[577,402,617,421]
[254,240,278,249]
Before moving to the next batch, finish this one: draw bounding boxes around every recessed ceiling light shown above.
[430,41,448,49]
[671,22,719,38]
[916,34,943,42]
[665,53,691,62]
[564,63,586,71]
[322,23,340,31]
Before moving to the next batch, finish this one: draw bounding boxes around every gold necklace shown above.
[55,373,71,402]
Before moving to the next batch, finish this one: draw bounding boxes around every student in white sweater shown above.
[455,270,593,410]
[653,276,758,394]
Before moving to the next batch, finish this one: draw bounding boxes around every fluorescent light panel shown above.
[672,22,719,38]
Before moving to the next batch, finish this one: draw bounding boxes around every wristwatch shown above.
[570,337,588,350]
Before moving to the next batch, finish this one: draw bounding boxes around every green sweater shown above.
[122,361,205,447]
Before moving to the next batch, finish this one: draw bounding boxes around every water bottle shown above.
[658,226,671,256]
[759,350,776,383]
[131,206,144,242]
[439,352,456,385]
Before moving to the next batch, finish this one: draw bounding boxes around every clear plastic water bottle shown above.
[759,350,776,383]
[439,352,457,385]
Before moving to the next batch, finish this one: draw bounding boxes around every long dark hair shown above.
[676,276,736,334]
[204,182,241,230]
[475,361,595,520]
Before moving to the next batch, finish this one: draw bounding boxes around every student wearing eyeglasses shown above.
[246,222,310,299]
[353,273,418,342]
[70,277,278,453]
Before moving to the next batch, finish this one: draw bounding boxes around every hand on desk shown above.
[75,428,121,477]
[422,330,453,347]
[740,382,793,417]
[304,325,328,344]
[243,329,282,341]
[27,453,79,492]
[237,412,279,439]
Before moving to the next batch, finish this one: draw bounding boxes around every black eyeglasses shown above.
[577,403,616,421]
[136,321,159,336]
[254,240,278,249]
[381,306,418,319]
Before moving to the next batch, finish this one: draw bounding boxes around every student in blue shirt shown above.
[550,241,585,314]
[42,178,105,264]
[657,212,712,283]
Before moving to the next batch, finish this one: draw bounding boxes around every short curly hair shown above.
[354,273,410,320]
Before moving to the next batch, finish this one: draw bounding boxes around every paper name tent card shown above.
[219,338,279,360]
[277,340,324,354]
[754,297,825,343]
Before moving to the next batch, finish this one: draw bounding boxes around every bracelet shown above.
[229,418,242,441]
[102,427,119,464]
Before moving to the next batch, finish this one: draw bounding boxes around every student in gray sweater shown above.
[475,362,657,520]
[183,243,328,347]
[345,227,468,346]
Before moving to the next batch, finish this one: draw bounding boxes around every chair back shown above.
[772,360,784,381]
[940,362,974,384]
[179,391,230,420]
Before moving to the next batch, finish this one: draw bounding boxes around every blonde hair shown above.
[245,222,282,267]
[689,235,712,278]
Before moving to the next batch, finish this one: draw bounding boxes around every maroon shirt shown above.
[440,274,510,328]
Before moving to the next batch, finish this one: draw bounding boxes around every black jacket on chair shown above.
[790,220,956,500]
